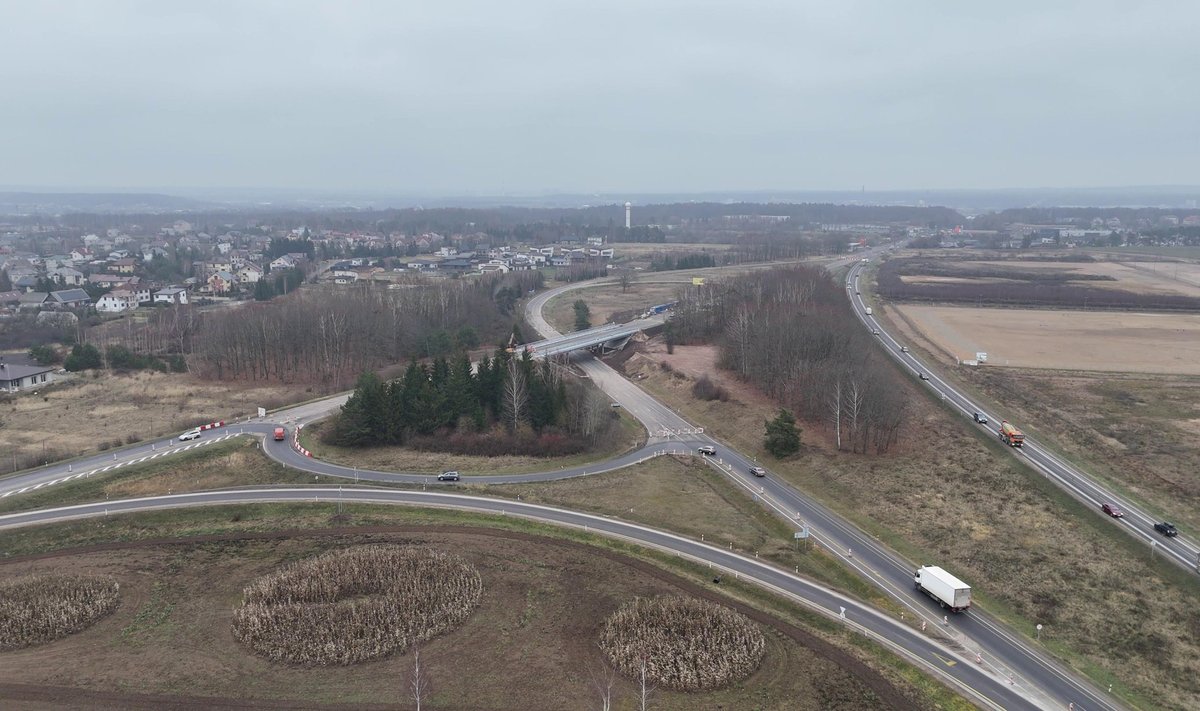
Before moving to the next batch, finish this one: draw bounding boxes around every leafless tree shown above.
[409,647,431,711]
[589,660,618,711]
[502,358,528,431]
[638,655,655,711]
[826,375,843,451]
[619,271,636,293]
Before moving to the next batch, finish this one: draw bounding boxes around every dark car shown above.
[1101,503,1124,518]
[437,471,461,482]
[1154,521,1179,537]
[972,412,988,424]
[749,466,766,477]
[918,373,930,381]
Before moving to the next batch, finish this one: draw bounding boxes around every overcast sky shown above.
[1,1,1195,195]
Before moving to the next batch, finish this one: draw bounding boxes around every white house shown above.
[154,287,189,305]
[270,255,296,272]
[478,260,511,274]
[96,288,139,313]
[50,267,85,286]
[237,264,264,283]
[0,362,56,393]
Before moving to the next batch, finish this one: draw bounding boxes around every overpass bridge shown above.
[519,314,667,359]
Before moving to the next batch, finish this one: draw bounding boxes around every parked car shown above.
[1101,503,1124,518]
[1154,521,1179,537]
[178,428,202,441]
[697,445,716,456]
[749,466,766,477]
[972,412,988,424]
[437,471,461,482]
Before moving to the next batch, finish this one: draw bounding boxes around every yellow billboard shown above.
[691,277,705,286]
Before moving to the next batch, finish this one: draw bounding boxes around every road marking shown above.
[933,652,958,667]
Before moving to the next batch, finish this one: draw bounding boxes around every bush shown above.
[599,596,765,691]
[0,575,121,650]
[28,344,61,366]
[232,545,482,665]
[63,343,102,372]
[691,375,729,402]
[764,409,801,458]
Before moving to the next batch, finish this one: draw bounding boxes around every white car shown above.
[178,428,202,441]
[697,445,716,456]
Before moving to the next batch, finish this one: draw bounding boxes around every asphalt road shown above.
[1,257,1124,709]
[847,260,1200,574]
[0,486,1039,711]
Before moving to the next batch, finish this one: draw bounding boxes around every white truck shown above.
[864,307,873,316]
[914,565,971,612]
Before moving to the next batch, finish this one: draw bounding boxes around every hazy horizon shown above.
[2,2,1196,194]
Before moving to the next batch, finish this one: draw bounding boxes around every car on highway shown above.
[1154,521,1179,537]
[1101,503,1124,518]
[918,373,930,381]
[697,445,716,455]
[900,346,910,353]
[178,428,202,441]
[972,412,988,424]
[871,329,880,335]
[749,466,766,477]
[437,471,461,482]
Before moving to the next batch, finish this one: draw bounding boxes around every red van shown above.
[273,427,286,441]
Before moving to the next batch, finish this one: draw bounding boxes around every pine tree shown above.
[764,409,801,458]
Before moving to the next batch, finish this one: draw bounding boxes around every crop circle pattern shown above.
[0,575,121,650]
[599,595,766,691]
[232,545,482,665]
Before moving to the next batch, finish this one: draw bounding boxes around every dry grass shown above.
[0,575,121,650]
[891,303,1200,374]
[232,545,482,666]
[617,339,1200,710]
[0,370,315,473]
[600,595,765,691]
[545,281,687,332]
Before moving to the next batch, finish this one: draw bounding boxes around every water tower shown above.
[624,201,632,229]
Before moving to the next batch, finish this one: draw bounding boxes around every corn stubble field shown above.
[600,595,766,691]
[0,575,121,650]
[232,545,482,665]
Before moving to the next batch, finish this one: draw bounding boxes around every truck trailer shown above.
[914,565,972,612]
[998,420,1024,447]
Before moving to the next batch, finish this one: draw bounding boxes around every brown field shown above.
[960,259,1200,297]
[0,530,916,710]
[890,304,1200,374]
[0,370,315,474]
[610,340,1200,710]
[545,281,687,332]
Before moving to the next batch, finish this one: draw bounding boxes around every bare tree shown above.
[619,271,636,293]
[638,655,655,711]
[502,358,528,431]
[826,376,843,451]
[725,305,753,378]
[409,647,431,711]
[589,660,618,711]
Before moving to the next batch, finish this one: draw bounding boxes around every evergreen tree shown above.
[764,409,802,458]
[335,372,386,445]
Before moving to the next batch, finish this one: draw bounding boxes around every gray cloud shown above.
[1,1,1195,193]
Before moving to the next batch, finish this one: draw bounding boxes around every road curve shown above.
[0,486,1037,711]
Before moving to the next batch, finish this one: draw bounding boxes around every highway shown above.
[847,260,1200,573]
[0,487,1039,711]
[1,257,1125,709]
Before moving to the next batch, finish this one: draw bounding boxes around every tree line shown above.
[668,265,907,453]
[327,349,617,457]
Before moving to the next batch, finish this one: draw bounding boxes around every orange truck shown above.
[998,420,1024,447]
[274,426,286,441]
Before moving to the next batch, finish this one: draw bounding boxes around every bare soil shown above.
[0,370,315,473]
[0,528,916,710]
[612,338,1200,710]
[891,304,1200,374]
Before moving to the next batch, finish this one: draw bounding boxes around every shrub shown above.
[0,575,120,650]
[599,595,765,691]
[691,375,729,402]
[232,545,482,665]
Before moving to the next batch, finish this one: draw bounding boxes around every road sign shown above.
[257,407,266,418]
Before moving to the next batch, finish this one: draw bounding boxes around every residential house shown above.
[135,286,153,305]
[18,292,49,310]
[478,260,511,274]
[96,288,138,313]
[208,270,236,294]
[153,287,189,305]
[0,290,21,307]
[331,269,358,284]
[49,289,92,309]
[50,267,84,286]
[269,255,296,272]
[13,275,39,291]
[108,249,130,260]
[0,362,56,393]
[237,264,264,284]
[110,258,137,274]
[142,246,168,261]
[69,249,91,261]
[437,258,475,275]
[205,258,233,274]
[89,274,139,289]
